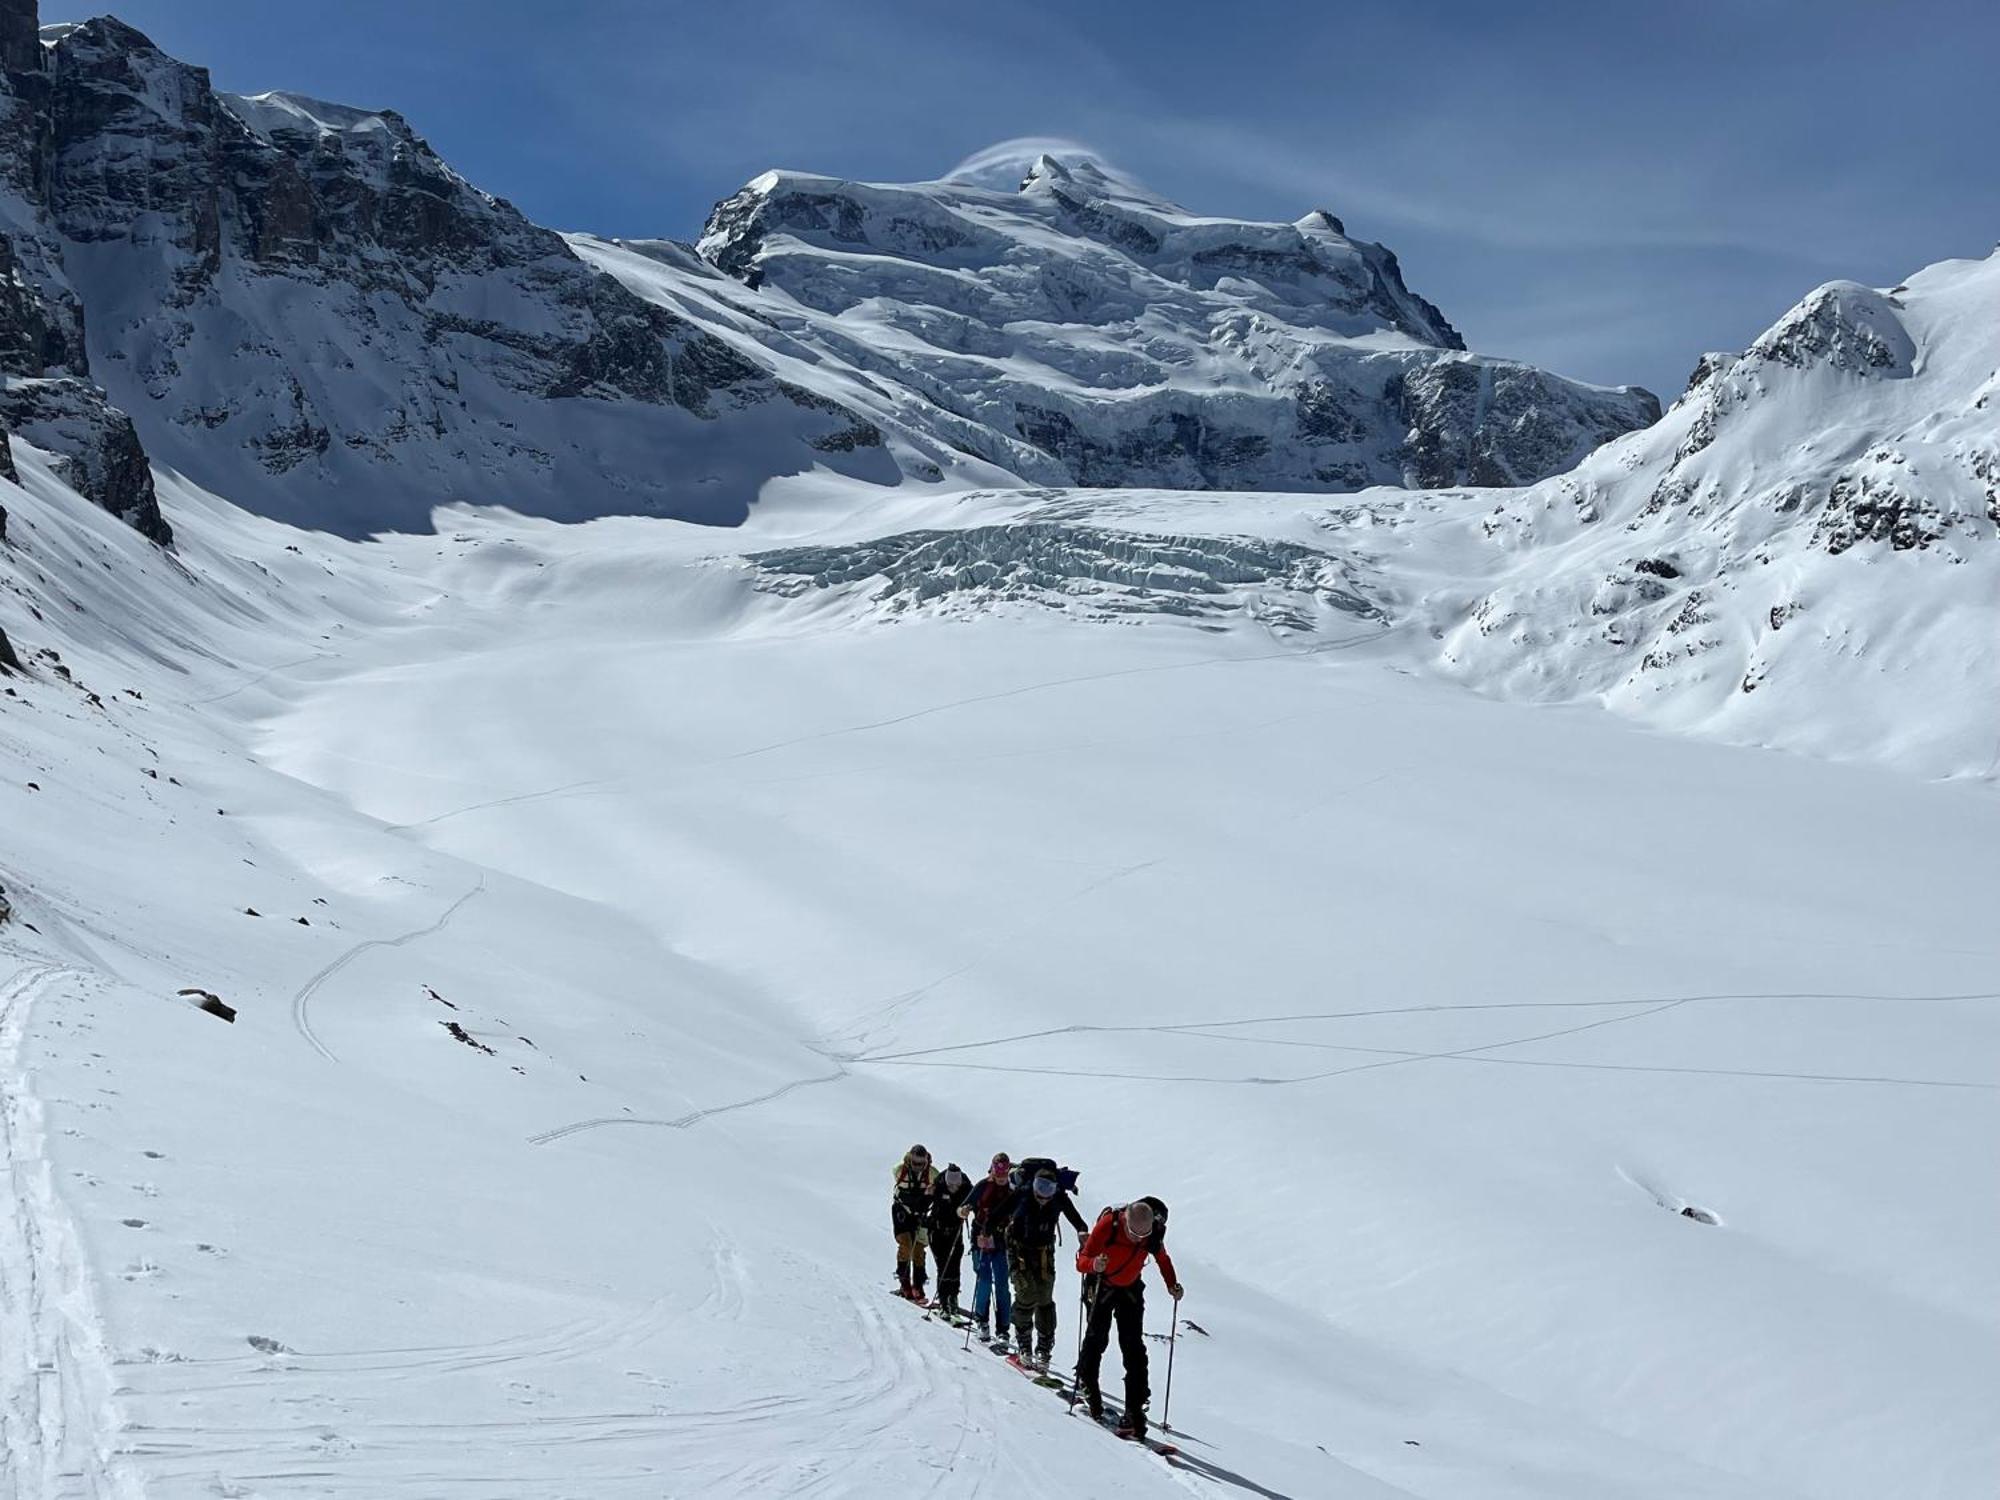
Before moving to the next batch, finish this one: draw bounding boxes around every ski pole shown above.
[1161,1293,1180,1432]
[1067,1275,1097,1414]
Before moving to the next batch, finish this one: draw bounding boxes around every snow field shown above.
[2,457,1996,1497]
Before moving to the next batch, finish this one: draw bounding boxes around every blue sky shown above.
[102,0,1997,398]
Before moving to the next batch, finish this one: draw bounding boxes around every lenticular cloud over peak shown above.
[942,135,1131,191]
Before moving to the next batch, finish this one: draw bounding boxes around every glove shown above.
[1090,1255,1109,1273]
[958,1204,974,1220]
[1169,1282,1184,1301]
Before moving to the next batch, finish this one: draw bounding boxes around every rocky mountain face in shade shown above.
[0,5,895,536]
[0,0,169,543]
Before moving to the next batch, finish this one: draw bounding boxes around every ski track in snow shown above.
[845,989,2000,1091]
[289,878,486,1062]
[527,1063,850,1146]
[388,625,1401,835]
[112,1259,1013,1496]
[181,652,335,709]
[0,958,139,1500]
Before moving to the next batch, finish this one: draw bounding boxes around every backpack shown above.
[1096,1196,1169,1251]
[1013,1156,1080,1194]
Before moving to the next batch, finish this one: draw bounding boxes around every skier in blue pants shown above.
[959,1152,1017,1349]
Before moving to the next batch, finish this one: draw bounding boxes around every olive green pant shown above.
[1009,1245,1058,1357]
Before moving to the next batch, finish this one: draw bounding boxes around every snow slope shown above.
[3,447,1996,1498]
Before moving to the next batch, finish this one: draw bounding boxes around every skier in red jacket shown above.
[1074,1196,1182,1438]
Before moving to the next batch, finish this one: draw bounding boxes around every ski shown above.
[1085,1410,1180,1458]
[1004,1352,1065,1388]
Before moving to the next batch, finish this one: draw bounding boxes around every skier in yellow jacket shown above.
[890,1144,938,1300]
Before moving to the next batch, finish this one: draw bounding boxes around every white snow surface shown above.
[2,396,1998,1499]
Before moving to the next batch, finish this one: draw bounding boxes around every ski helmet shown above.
[1032,1171,1058,1200]
[1122,1200,1155,1239]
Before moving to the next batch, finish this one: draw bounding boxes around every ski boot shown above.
[1080,1382,1103,1421]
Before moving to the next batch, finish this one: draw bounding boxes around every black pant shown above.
[1076,1280,1149,1413]
[933,1227,966,1305]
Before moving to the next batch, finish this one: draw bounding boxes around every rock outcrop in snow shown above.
[0,375,167,544]
[689,151,1660,494]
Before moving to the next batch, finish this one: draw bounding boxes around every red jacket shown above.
[1077,1209,1177,1290]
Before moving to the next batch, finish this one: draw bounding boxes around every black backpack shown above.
[1012,1155,1080,1193]
[1096,1196,1169,1251]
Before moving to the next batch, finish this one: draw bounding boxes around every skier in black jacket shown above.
[1005,1160,1086,1370]
[927,1162,973,1318]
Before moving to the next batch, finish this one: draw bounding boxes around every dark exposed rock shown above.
[177,987,237,1023]
[1816,463,1942,554]
[442,1019,495,1054]
[1393,360,1659,491]
[0,0,36,74]
[0,377,172,544]
[0,5,171,543]
[1749,284,1914,376]
[0,624,20,674]
[1681,351,1736,395]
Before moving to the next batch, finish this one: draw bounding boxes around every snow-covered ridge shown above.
[1421,249,2000,777]
[672,149,1661,495]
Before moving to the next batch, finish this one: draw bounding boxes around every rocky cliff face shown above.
[682,152,1659,494]
[0,0,170,543]
[1,9,895,535]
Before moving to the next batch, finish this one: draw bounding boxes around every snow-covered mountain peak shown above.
[1011,147,1186,214]
[1740,278,1917,379]
[1430,247,1999,776]
[680,150,1657,494]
